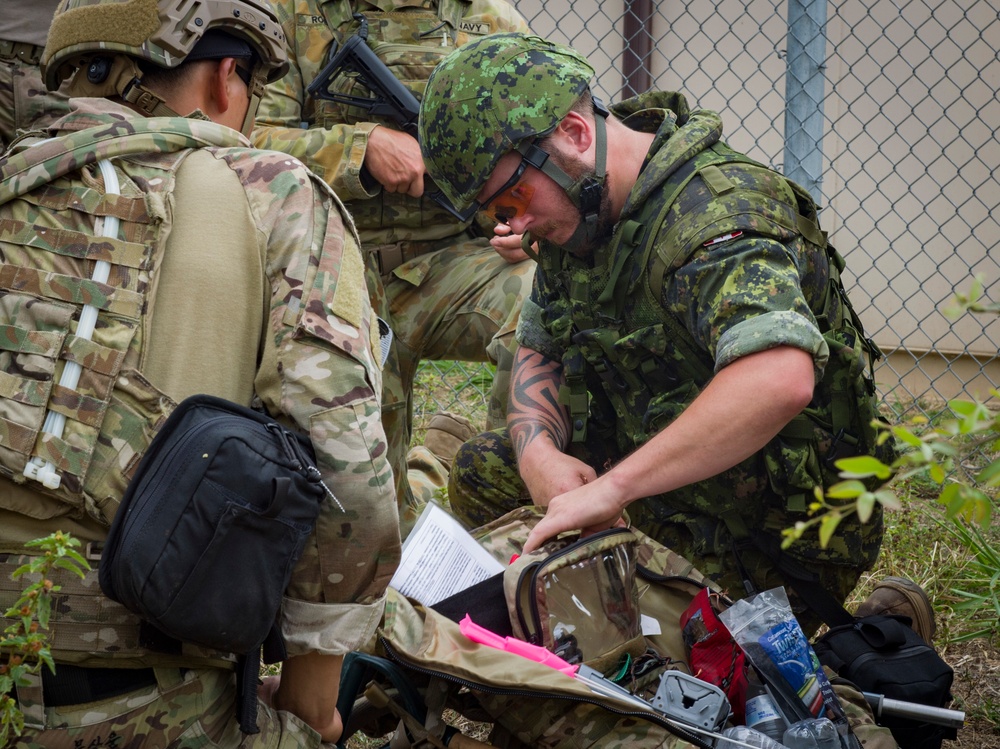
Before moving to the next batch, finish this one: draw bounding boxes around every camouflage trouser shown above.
[0,51,70,151]
[10,666,322,749]
[404,445,451,520]
[449,429,881,636]
[369,237,535,538]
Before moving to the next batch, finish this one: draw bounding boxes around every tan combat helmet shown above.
[42,0,289,136]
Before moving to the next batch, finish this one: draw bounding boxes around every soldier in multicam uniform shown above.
[252,0,538,533]
[0,0,399,745]
[417,33,907,637]
[0,0,70,151]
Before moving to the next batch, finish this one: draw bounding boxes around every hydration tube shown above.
[23,159,118,490]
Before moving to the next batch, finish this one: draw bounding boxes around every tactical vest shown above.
[0,119,245,668]
[546,138,888,524]
[307,0,485,241]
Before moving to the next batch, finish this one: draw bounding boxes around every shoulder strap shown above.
[1,117,245,203]
[642,143,763,301]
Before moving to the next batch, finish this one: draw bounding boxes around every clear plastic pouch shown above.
[504,527,642,666]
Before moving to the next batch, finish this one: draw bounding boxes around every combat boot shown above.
[855,576,936,643]
[422,412,477,471]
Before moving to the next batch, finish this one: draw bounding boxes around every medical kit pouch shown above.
[680,586,749,723]
[99,394,329,733]
[503,526,645,669]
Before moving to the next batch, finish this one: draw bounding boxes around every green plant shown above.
[0,532,91,745]
[784,276,999,640]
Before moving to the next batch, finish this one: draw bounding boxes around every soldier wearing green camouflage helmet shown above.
[422,32,900,636]
[252,1,538,535]
[0,0,399,745]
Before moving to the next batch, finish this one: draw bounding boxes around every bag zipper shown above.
[837,641,933,677]
[635,565,713,591]
[266,422,343,511]
[377,635,714,749]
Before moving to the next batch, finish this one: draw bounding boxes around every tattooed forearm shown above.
[508,347,571,458]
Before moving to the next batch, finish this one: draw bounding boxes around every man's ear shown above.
[554,110,594,156]
[208,57,239,116]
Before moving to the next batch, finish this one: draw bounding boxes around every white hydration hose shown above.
[23,159,118,490]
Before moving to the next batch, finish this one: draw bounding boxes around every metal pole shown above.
[623,0,653,98]
[783,0,828,202]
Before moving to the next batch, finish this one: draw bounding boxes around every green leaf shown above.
[52,557,80,574]
[39,652,55,672]
[929,463,946,484]
[930,441,957,458]
[874,490,902,511]
[857,492,876,522]
[36,603,51,630]
[972,497,993,529]
[63,548,91,570]
[949,399,979,418]
[891,425,924,448]
[825,480,867,499]
[976,459,1000,487]
[819,512,843,549]
[834,455,890,477]
[835,456,893,480]
[780,522,806,550]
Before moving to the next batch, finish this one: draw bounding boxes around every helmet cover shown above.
[42,0,289,90]
[418,32,594,211]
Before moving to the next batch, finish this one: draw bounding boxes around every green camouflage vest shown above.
[0,118,243,529]
[545,131,889,524]
[308,0,482,240]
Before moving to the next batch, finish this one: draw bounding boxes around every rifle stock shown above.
[308,33,476,222]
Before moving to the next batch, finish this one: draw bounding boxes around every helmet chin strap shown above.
[522,98,609,254]
[239,65,268,138]
[69,56,180,118]
[520,231,538,260]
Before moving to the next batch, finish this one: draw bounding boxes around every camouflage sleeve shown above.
[252,0,529,196]
[223,147,400,656]
[667,234,829,379]
[467,0,531,32]
[251,0,380,199]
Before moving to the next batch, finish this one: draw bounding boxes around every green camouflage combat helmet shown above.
[42,0,289,135]
[419,32,610,253]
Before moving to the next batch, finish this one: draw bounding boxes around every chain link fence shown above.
[416,0,1000,429]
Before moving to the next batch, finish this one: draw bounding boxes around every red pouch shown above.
[680,587,749,723]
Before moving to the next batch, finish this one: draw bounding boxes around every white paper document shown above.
[390,502,504,607]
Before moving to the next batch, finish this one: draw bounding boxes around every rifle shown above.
[307,15,477,222]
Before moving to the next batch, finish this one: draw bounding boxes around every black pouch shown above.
[813,614,956,749]
[99,394,329,734]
